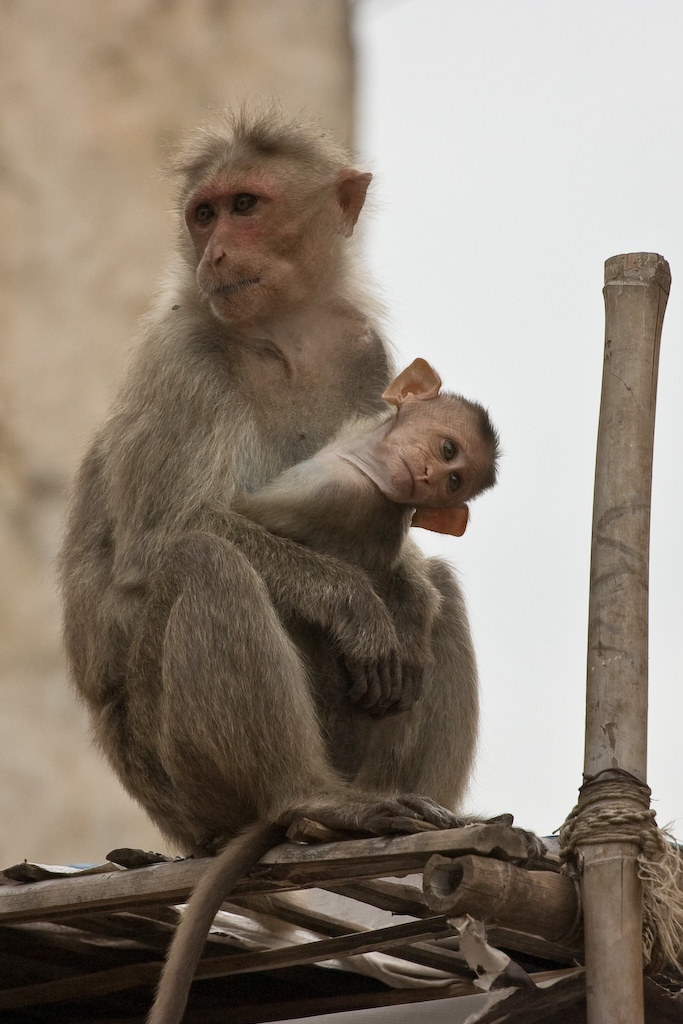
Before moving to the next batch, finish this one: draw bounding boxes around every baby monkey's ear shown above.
[411,505,469,537]
[382,358,442,408]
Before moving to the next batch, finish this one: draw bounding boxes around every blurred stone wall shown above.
[0,0,355,865]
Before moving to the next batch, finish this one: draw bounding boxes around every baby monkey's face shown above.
[376,400,491,509]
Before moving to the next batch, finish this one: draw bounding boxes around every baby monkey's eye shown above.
[448,472,462,493]
[232,194,258,214]
[442,439,457,461]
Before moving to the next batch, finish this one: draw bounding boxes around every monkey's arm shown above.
[198,507,400,670]
[233,479,438,718]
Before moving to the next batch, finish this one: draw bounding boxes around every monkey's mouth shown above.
[212,278,260,297]
[391,458,415,500]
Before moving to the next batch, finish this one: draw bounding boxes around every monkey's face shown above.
[377,402,492,509]
[185,163,342,326]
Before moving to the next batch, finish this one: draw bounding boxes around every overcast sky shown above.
[353,0,683,838]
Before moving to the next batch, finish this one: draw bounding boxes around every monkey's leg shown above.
[353,556,478,813]
[128,534,462,849]
[124,532,344,850]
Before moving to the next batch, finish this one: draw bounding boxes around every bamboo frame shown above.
[0,824,526,925]
[0,826,574,1016]
[581,252,670,1024]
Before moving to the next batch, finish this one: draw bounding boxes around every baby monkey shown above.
[148,359,499,1024]
[234,356,499,715]
[237,356,497,541]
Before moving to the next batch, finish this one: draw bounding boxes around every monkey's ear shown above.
[383,358,442,408]
[411,505,469,537]
[336,170,372,237]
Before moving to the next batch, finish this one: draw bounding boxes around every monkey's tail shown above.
[147,821,282,1024]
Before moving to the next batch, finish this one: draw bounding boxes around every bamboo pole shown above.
[581,252,670,1024]
[422,854,579,945]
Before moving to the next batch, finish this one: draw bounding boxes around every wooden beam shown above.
[422,855,580,950]
[253,824,528,881]
[0,825,526,925]
[582,252,670,1024]
[324,877,577,962]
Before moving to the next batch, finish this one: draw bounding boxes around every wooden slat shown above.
[257,895,473,979]
[167,978,487,1024]
[253,825,527,881]
[0,857,204,924]
[0,919,158,987]
[382,941,472,977]
[484,925,580,965]
[168,970,583,1024]
[0,825,526,925]
[0,915,454,1009]
[251,896,371,939]
[54,911,177,951]
[324,878,430,918]
[192,914,456,980]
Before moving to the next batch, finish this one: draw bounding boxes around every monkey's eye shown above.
[448,472,462,493]
[194,203,216,225]
[442,439,457,461]
[232,194,258,214]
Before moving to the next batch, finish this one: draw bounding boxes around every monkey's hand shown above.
[333,593,404,708]
[347,554,441,717]
[344,648,427,717]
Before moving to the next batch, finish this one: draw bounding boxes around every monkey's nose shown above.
[209,247,226,266]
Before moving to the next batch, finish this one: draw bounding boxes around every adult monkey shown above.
[60,109,479,900]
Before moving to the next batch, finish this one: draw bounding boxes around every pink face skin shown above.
[184,164,336,326]
[340,400,491,510]
[379,401,490,507]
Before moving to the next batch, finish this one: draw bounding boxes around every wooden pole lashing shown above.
[581,252,670,1024]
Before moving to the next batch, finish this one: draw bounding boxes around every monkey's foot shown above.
[468,814,547,862]
[286,802,548,851]
[361,794,469,835]
[511,826,547,862]
[281,793,471,839]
